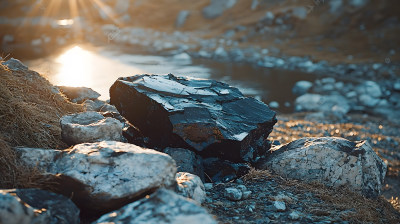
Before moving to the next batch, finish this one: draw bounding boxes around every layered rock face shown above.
[261,137,387,198]
[110,74,276,163]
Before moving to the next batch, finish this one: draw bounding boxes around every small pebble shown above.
[289,211,301,220]
[224,187,242,201]
[273,201,286,212]
[204,183,213,191]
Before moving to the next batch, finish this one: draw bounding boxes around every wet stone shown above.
[110,74,276,163]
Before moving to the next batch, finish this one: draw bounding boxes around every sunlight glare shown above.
[57,19,74,26]
[56,46,93,87]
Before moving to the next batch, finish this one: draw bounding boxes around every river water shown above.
[24,44,317,113]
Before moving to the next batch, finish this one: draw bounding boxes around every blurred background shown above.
[0,0,399,114]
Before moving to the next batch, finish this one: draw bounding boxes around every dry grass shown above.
[0,61,83,188]
[276,176,400,223]
[242,167,400,223]
[242,167,273,182]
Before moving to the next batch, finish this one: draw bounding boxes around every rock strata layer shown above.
[110,74,276,162]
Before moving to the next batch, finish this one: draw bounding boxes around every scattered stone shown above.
[202,0,237,19]
[203,157,251,182]
[175,10,190,28]
[295,94,350,116]
[263,137,387,197]
[164,147,205,181]
[94,188,217,224]
[272,201,286,212]
[176,172,206,204]
[292,80,313,96]
[224,187,243,201]
[1,58,28,71]
[60,111,123,145]
[288,211,301,220]
[214,46,228,58]
[204,183,214,191]
[173,52,192,64]
[17,141,177,215]
[269,101,279,109]
[110,74,276,163]
[0,189,80,224]
[58,86,101,103]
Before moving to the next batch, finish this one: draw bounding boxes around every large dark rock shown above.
[110,74,277,163]
[0,189,80,224]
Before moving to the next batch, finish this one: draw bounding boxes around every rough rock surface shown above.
[110,74,276,163]
[94,188,217,224]
[164,147,205,181]
[203,157,251,183]
[16,141,177,215]
[1,58,28,71]
[58,86,101,103]
[262,137,387,198]
[60,111,123,145]
[175,172,206,204]
[0,189,79,224]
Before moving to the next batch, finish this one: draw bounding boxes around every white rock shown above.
[214,46,228,58]
[359,94,380,107]
[292,80,313,96]
[175,172,206,204]
[94,189,217,224]
[269,101,279,109]
[31,38,42,46]
[2,34,14,44]
[356,81,382,98]
[273,201,286,212]
[394,81,400,91]
[224,187,242,201]
[173,52,192,64]
[1,58,28,71]
[295,94,350,115]
[288,211,301,220]
[18,141,177,213]
[175,10,190,28]
[60,111,123,145]
[264,137,387,197]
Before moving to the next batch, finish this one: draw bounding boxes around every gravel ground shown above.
[204,112,400,223]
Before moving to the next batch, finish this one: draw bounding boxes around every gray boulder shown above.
[262,137,386,198]
[60,111,123,145]
[175,172,206,204]
[175,10,190,28]
[295,93,350,116]
[164,147,205,181]
[292,80,313,96]
[0,189,79,224]
[110,74,276,163]
[16,141,177,214]
[94,188,216,224]
[58,86,101,103]
[202,0,237,19]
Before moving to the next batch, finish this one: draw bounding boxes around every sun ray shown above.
[90,0,122,26]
